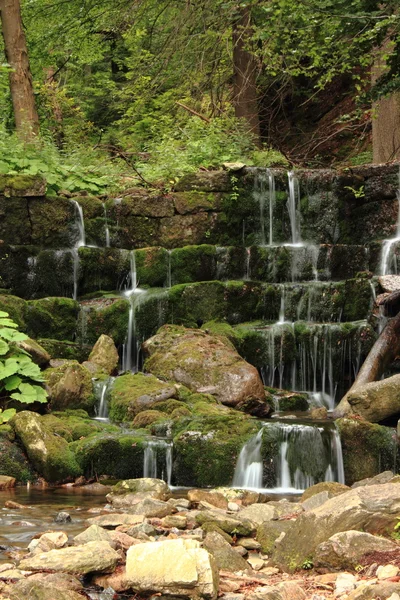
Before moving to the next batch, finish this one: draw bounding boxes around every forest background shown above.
[0,0,399,194]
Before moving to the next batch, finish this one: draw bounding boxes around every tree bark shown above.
[334,311,400,416]
[0,0,39,137]
[232,6,260,144]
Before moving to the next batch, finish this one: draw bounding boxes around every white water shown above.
[71,200,86,300]
[232,422,345,492]
[143,440,173,486]
[93,377,115,421]
[122,250,146,372]
[102,203,110,247]
[380,168,400,275]
[253,169,276,245]
[287,171,301,245]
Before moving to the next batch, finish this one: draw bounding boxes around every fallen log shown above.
[334,311,400,417]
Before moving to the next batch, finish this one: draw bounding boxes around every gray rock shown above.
[54,511,71,523]
[239,501,303,526]
[107,477,171,502]
[196,509,255,536]
[352,471,395,488]
[347,374,400,422]
[73,524,114,546]
[203,531,249,572]
[314,530,398,569]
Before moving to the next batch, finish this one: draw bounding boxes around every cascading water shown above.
[102,202,110,248]
[232,421,345,492]
[93,377,114,421]
[122,250,147,372]
[287,171,301,245]
[70,200,86,301]
[380,167,400,275]
[253,169,276,246]
[143,439,173,486]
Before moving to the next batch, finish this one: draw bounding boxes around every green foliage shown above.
[0,408,16,424]
[301,558,314,570]
[344,185,365,198]
[0,311,47,406]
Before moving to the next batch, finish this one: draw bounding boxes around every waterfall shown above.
[277,285,286,324]
[122,250,146,372]
[287,171,301,245]
[232,428,264,489]
[380,167,400,275]
[253,169,276,246]
[245,248,251,280]
[143,439,173,485]
[93,377,114,421]
[70,200,86,300]
[232,421,345,492]
[102,202,110,247]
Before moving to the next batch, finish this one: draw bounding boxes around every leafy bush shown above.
[0,311,47,407]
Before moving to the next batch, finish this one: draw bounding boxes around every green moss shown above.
[0,174,45,195]
[78,247,129,296]
[84,298,129,345]
[0,294,27,328]
[337,418,398,485]
[170,245,217,285]
[109,372,177,422]
[153,399,186,414]
[44,412,118,441]
[275,393,309,412]
[70,431,147,479]
[170,406,192,419]
[132,410,168,428]
[135,247,169,287]
[24,297,79,341]
[43,361,96,412]
[37,338,90,362]
[0,436,35,482]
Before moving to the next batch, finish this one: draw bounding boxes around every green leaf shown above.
[0,339,9,356]
[4,375,22,390]
[0,328,28,342]
[11,383,47,404]
[0,408,16,423]
[17,362,44,380]
[0,360,19,379]
[0,318,18,328]
[0,311,9,318]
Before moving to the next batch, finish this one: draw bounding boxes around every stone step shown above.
[0,242,378,299]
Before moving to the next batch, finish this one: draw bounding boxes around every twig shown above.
[176,101,210,123]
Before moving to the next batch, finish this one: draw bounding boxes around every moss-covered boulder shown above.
[337,418,398,486]
[44,361,95,412]
[109,372,177,422]
[87,334,119,375]
[346,374,400,423]
[0,174,46,197]
[143,325,266,408]
[10,411,82,482]
[24,297,80,341]
[0,433,35,482]
[43,411,118,442]
[37,338,90,363]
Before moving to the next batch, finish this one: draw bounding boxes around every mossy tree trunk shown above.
[0,0,39,138]
[232,6,260,144]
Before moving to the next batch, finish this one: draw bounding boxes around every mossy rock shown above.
[172,412,258,487]
[170,245,217,285]
[109,372,177,422]
[135,247,169,288]
[70,432,147,479]
[337,417,398,486]
[10,411,82,483]
[0,436,35,482]
[0,294,27,328]
[24,297,80,341]
[132,410,168,428]
[170,406,192,420]
[152,399,187,414]
[43,411,118,441]
[43,361,96,413]
[84,298,129,346]
[0,174,46,196]
[78,247,130,296]
[275,392,309,412]
[37,338,91,363]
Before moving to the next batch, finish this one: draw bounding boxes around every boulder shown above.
[256,520,294,554]
[271,483,400,572]
[86,514,145,528]
[301,481,349,501]
[378,275,400,293]
[0,475,16,489]
[238,501,303,526]
[18,540,120,574]
[161,515,187,529]
[125,497,174,519]
[143,325,266,408]
[107,478,171,502]
[314,530,398,569]
[0,579,84,600]
[347,582,400,599]
[188,489,228,510]
[10,411,82,483]
[125,538,219,599]
[73,524,114,546]
[87,334,119,375]
[352,471,395,488]
[28,531,68,554]
[195,509,255,536]
[43,361,95,412]
[347,374,400,422]
[203,531,249,572]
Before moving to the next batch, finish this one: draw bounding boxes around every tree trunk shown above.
[232,6,260,143]
[0,0,39,137]
[334,311,400,416]
[372,38,400,164]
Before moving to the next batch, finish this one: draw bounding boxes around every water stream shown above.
[380,167,400,275]
[71,200,86,301]
[143,439,173,486]
[122,250,147,372]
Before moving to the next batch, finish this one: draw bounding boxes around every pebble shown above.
[334,573,357,596]
[228,502,240,512]
[377,564,399,580]
[247,555,265,571]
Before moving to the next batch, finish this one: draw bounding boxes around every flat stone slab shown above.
[86,514,145,528]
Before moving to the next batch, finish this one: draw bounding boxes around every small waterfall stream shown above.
[102,202,110,247]
[287,171,301,245]
[122,250,147,372]
[71,200,86,301]
[380,167,400,275]
[143,439,173,486]
[93,377,115,421]
[233,421,345,492]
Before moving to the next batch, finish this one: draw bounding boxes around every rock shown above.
[203,531,249,572]
[352,471,395,488]
[28,531,68,553]
[247,555,264,571]
[44,361,95,412]
[18,540,120,575]
[0,475,16,489]
[188,489,228,510]
[309,407,328,420]
[4,501,26,509]
[217,488,264,506]
[168,498,191,510]
[301,492,335,511]
[126,498,174,519]
[143,325,266,408]
[161,515,187,529]
[314,530,398,569]
[377,565,400,580]
[347,582,400,599]
[86,514,145,528]
[237,538,261,550]
[379,275,400,293]
[238,501,303,526]
[17,338,50,366]
[109,530,140,550]
[125,522,157,538]
[234,546,248,557]
[195,509,255,536]
[347,374,400,422]
[107,478,171,501]
[109,372,176,420]
[0,579,84,600]
[93,567,131,592]
[301,482,350,501]
[228,502,240,512]
[125,538,219,598]
[87,334,119,375]
[54,511,71,523]
[10,411,81,483]
[246,582,306,600]
[271,483,400,572]
[335,573,357,596]
[73,524,114,546]
[26,572,83,591]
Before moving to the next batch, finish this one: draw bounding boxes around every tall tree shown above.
[0,0,39,137]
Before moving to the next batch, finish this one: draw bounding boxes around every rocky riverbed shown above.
[1,474,400,600]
